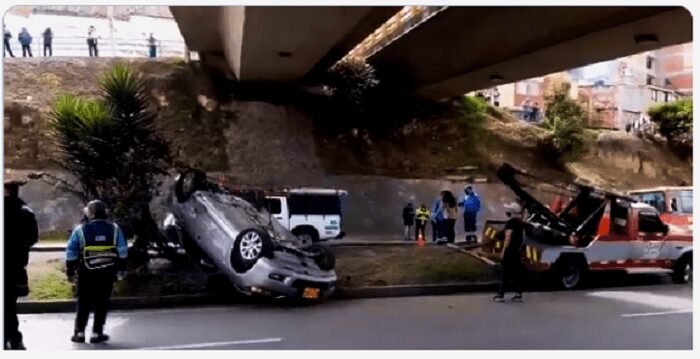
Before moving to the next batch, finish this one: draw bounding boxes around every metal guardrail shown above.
[6,36,185,58]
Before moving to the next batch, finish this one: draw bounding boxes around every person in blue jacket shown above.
[458,185,481,243]
[17,28,32,57]
[66,200,128,344]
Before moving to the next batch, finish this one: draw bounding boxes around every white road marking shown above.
[587,290,692,318]
[621,309,692,318]
[139,337,284,350]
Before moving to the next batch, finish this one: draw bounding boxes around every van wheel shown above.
[231,229,274,273]
[672,255,692,284]
[555,256,587,290]
[292,227,319,247]
[308,244,336,271]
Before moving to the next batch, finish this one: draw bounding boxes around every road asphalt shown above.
[18,281,692,350]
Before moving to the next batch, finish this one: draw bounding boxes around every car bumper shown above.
[232,253,337,298]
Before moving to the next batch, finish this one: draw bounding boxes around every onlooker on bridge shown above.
[492,87,501,107]
[18,28,32,57]
[42,28,53,57]
[402,202,415,241]
[87,25,99,57]
[148,33,157,58]
[530,102,540,122]
[4,25,14,58]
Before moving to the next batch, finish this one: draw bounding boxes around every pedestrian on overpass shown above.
[458,185,481,243]
[87,25,99,57]
[402,202,415,241]
[66,200,128,344]
[18,28,32,57]
[414,203,430,241]
[4,25,15,57]
[147,33,157,58]
[494,201,526,303]
[42,28,52,57]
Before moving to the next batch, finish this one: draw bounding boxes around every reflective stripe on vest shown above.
[416,208,430,221]
[79,223,118,270]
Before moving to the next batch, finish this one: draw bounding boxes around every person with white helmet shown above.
[65,200,128,344]
[494,200,526,303]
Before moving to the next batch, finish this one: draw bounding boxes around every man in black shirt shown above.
[494,201,525,302]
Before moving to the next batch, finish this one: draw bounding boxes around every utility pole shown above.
[108,6,115,56]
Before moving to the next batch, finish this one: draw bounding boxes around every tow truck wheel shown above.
[555,256,587,290]
[231,229,274,273]
[672,255,692,284]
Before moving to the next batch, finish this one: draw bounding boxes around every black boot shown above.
[90,333,110,344]
[71,331,85,343]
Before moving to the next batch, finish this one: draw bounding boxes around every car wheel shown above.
[307,244,336,271]
[231,229,274,273]
[556,256,587,290]
[175,170,207,203]
[672,255,692,284]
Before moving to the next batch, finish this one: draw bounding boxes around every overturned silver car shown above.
[162,170,337,300]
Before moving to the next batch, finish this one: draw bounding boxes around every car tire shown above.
[175,170,207,203]
[555,256,587,290]
[672,255,692,284]
[307,244,336,271]
[230,229,274,273]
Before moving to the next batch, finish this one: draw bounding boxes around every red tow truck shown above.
[482,163,693,289]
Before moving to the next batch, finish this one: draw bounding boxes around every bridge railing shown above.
[6,36,186,58]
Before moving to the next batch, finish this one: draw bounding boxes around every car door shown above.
[633,210,669,263]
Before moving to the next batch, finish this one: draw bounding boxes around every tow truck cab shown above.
[484,201,692,289]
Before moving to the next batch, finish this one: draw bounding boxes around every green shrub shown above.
[648,98,692,142]
[459,95,487,124]
[324,58,379,116]
[542,82,588,161]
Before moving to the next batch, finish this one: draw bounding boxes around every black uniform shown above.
[66,219,127,337]
[4,195,38,349]
[497,217,526,296]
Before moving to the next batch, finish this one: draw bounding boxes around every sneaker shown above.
[71,332,85,343]
[90,333,110,344]
[512,294,523,302]
[492,295,505,303]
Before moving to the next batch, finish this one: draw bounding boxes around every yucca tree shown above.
[48,63,171,250]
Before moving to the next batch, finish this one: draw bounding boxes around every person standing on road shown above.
[402,202,415,241]
[147,33,157,58]
[42,28,52,57]
[494,201,526,303]
[458,185,481,243]
[18,28,32,57]
[66,200,128,344]
[431,192,445,242]
[87,25,98,57]
[4,25,15,57]
[414,203,430,241]
[4,179,38,350]
[440,191,459,244]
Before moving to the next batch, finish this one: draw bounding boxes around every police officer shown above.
[493,201,526,303]
[66,200,128,344]
[458,185,481,243]
[414,204,430,241]
[4,179,38,350]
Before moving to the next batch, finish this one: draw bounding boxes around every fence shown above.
[5,36,186,58]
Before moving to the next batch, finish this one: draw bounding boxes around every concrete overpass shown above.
[171,6,399,82]
[367,6,693,100]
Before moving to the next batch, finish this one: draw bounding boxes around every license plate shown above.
[302,287,320,299]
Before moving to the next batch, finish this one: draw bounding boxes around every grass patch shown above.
[335,245,494,288]
[27,259,72,301]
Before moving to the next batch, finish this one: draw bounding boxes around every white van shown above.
[265,188,348,244]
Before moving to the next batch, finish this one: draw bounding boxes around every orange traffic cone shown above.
[417,233,426,247]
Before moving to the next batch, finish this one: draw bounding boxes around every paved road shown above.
[19,283,692,350]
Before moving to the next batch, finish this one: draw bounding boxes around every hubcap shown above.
[562,266,580,288]
[684,263,692,282]
[239,232,263,260]
[297,234,313,247]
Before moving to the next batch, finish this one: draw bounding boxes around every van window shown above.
[264,198,282,215]
[638,211,665,234]
[631,191,665,213]
[668,190,693,214]
[288,194,341,215]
